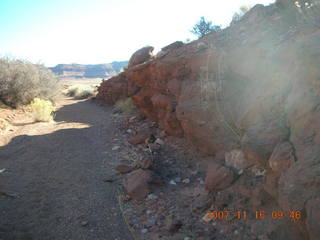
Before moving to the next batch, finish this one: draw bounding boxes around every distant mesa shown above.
[49,61,128,79]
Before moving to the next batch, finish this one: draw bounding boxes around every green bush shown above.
[0,58,59,107]
[191,16,221,38]
[65,84,96,99]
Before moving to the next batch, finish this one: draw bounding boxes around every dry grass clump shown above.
[29,98,55,122]
[114,98,137,114]
[65,84,96,99]
[0,57,59,107]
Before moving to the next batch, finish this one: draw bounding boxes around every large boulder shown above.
[205,162,235,192]
[263,141,295,198]
[96,73,128,104]
[268,141,295,173]
[128,46,154,68]
[123,169,160,201]
[225,149,250,172]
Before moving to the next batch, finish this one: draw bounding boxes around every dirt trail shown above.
[0,97,133,240]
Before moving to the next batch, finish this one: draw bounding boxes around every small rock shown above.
[145,218,156,227]
[225,149,250,172]
[155,138,164,145]
[202,213,213,223]
[148,143,161,151]
[258,235,270,240]
[123,169,159,201]
[115,165,134,174]
[129,116,136,123]
[146,210,153,215]
[126,129,133,133]
[1,191,19,198]
[119,194,131,201]
[160,130,166,138]
[251,165,266,176]
[147,193,158,200]
[197,42,207,51]
[145,134,156,143]
[174,177,181,183]
[200,179,205,184]
[136,158,153,169]
[128,134,147,145]
[112,146,120,151]
[102,178,114,183]
[169,180,177,185]
[141,228,148,234]
[167,219,183,233]
[81,221,89,227]
[184,237,192,240]
[191,170,198,175]
[182,178,190,184]
[193,194,210,212]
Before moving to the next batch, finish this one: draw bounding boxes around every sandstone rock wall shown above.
[97,1,320,239]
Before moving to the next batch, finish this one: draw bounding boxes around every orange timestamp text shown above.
[203,210,302,221]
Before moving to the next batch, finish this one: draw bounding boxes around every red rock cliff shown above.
[98,1,320,239]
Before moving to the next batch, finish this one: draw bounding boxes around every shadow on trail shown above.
[0,99,133,240]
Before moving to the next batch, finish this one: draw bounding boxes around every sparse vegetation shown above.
[114,98,137,114]
[191,16,221,38]
[0,57,59,107]
[29,98,55,122]
[65,84,96,99]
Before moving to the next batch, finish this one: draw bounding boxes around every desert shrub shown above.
[65,84,96,99]
[114,98,137,114]
[0,57,59,107]
[29,98,55,122]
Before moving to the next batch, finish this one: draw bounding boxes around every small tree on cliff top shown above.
[191,16,221,38]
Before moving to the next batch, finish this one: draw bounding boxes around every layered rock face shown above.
[49,61,128,78]
[98,1,320,239]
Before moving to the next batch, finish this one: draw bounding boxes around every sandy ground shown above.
[0,97,133,240]
[59,78,104,87]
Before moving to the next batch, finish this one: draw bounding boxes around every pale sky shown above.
[0,0,275,67]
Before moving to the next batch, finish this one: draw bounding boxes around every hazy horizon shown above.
[1,0,275,67]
